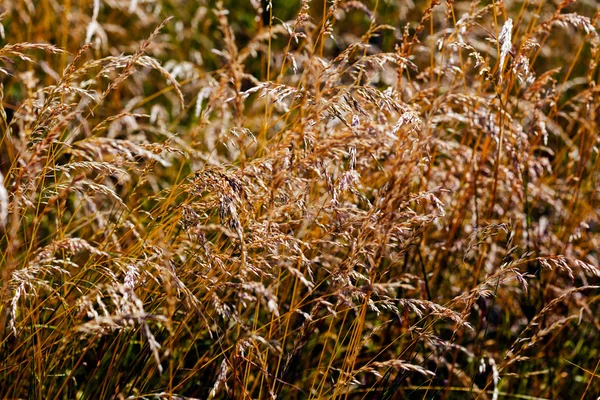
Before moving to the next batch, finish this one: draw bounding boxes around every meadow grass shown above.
[0,0,599,398]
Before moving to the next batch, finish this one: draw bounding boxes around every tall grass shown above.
[0,0,599,398]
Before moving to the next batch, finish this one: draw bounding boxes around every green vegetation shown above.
[0,0,599,398]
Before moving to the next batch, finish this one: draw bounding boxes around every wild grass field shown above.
[0,0,599,398]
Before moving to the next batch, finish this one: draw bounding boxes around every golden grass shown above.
[0,0,599,398]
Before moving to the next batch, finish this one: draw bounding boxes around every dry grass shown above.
[0,0,599,398]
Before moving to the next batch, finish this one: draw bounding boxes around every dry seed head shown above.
[498,18,513,81]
